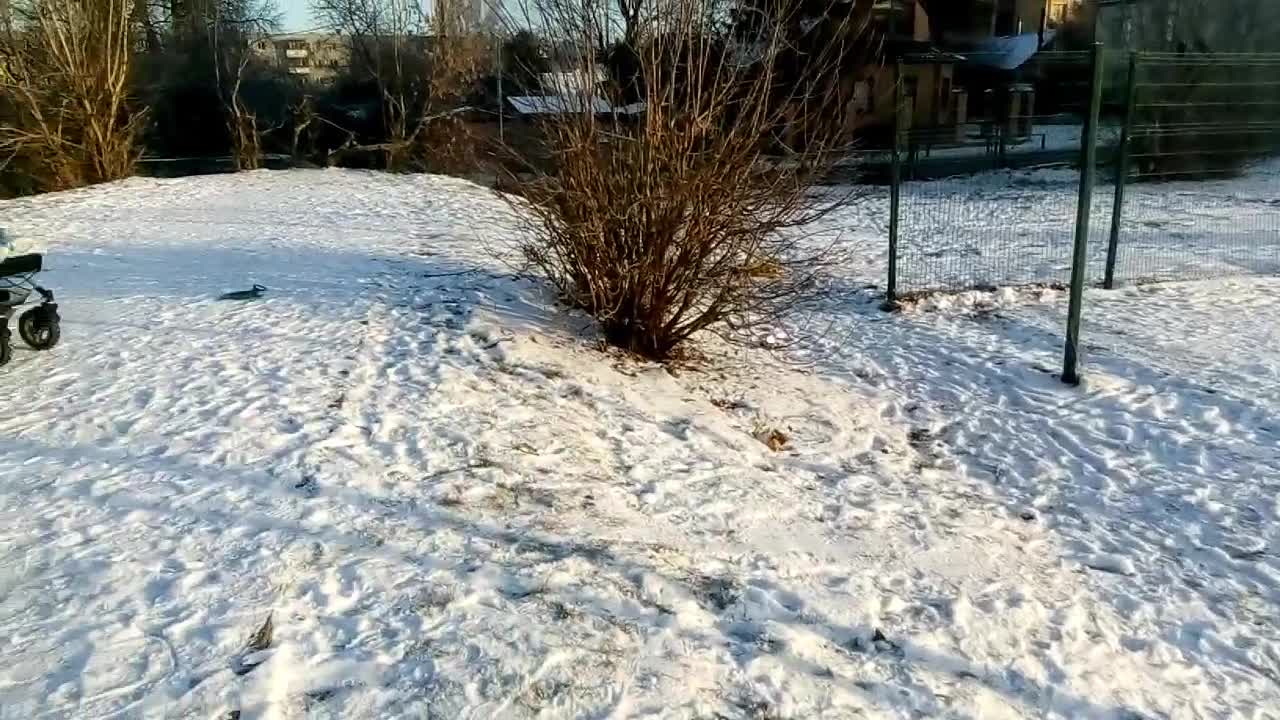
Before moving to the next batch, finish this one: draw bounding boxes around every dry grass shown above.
[246,612,274,652]
[751,419,789,451]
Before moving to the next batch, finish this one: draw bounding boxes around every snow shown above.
[1082,554,1136,576]
[1,168,1278,718]
[507,94,616,115]
[0,227,43,260]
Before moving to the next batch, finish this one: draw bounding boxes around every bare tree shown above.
[505,0,876,359]
[312,0,490,170]
[213,35,261,169]
[205,0,279,169]
[312,0,439,168]
[0,0,145,191]
[132,0,161,51]
[615,0,644,45]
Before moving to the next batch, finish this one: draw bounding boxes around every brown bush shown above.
[504,0,872,360]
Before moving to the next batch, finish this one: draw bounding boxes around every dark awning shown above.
[956,30,1058,71]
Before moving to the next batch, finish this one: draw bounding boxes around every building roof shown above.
[958,30,1058,71]
[506,95,645,116]
[892,39,966,63]
[507,95,615,115]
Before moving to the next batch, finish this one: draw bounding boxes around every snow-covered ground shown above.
[1,169,1278,719]
[906,122,1122,162]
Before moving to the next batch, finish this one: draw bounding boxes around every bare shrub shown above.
[0,0,144,192]
[502,0,874,359]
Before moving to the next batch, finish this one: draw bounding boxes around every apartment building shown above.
[1045,0,1085,27]
[252,33,351,83]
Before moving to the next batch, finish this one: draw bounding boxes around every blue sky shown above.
[280,0,315,31]
[276,0,510,32]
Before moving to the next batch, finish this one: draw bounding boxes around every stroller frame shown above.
[0,254,61,367]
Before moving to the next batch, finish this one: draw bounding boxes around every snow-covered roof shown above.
[506,96,645,116]
[960,30,1057,71]
[538,70,607,95]
[507,95,614,115]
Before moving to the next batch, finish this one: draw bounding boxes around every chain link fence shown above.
[879,46,1280,383]
[1109,52,1280,284]
[885,48,1280,298]
[888,50,1113,297]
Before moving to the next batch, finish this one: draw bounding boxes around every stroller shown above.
[0,231,61,367]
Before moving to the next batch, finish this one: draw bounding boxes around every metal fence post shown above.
[1104,51,1139,290]
[1063,43,1105,386]
[496,36,505,143]
[886,60,904,305]
[998,122,1008,168]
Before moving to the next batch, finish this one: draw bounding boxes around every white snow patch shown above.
[0,168,1277,719]
[1082,554,1137,576]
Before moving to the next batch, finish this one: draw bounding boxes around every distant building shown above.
[537,69,607,96]
[847,1,1088,139]
[930,0,1085,41]
[252,33,350,83]
[849,1,960,132]
[1045,0,1085,27]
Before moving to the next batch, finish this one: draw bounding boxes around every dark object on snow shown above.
[219,284,267,301]
[1,253,61,368]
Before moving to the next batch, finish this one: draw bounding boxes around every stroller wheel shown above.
[18,306,60,350]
